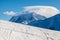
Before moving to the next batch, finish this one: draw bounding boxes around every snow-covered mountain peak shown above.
[10,12,46,24]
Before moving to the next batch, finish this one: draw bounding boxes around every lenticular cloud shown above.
[23,6,59,18]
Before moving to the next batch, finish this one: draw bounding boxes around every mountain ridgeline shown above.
[10,13,60,31]
[10,13,46,24]
[28,14,60,31]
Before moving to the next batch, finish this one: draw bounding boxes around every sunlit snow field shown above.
[0,20,60,40]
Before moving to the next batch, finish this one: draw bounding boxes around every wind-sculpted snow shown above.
[0,20,60,40]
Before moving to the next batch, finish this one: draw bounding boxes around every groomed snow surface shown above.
[0,20,60,40]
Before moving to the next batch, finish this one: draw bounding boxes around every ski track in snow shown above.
[0,20,60,40]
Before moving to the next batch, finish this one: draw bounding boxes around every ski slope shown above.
[0,20,60,40]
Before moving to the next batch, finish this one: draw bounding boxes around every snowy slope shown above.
[0,20,60,40]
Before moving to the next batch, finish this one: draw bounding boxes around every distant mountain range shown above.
[10,13,60,31]
[28,14,60,31]
[10,13,46,24]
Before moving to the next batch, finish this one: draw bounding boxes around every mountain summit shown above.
[9,6,60,31]
[10,13,46,24]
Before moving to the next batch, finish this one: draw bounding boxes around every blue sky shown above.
[0,0,60,20]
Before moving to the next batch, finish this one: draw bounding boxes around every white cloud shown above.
[3,11,16,16]
[23,6,59,18]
